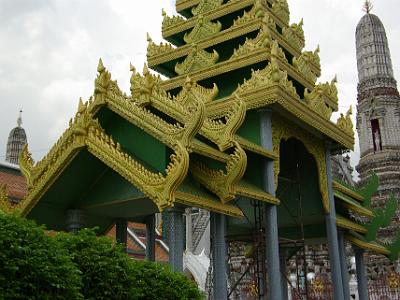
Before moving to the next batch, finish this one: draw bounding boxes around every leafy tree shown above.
[0,214,202,300]
[55,228,203,300]
[359,172,379,208]
[55,229,139,300]
[128,260,203,300]
[0,213,82,300]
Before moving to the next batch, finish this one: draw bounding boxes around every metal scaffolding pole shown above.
[211,212,227,300]
[260,109,283,300]
[325,143,345,300]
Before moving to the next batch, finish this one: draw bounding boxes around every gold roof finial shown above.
[363,0,373,13]
[17,109,23,127]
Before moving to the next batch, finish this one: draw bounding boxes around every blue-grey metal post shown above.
[325,142,345,300]
[146,214,156,261]
[280,249,289,300]
[354,247,368,300]
[166,207,184,272]
[210,212,228,300]
[115,218,128,252]
[338,230,350,300]
[260,109,283,300]
[66,209,86,234]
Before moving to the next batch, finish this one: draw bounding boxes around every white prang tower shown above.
[356,2,400,240]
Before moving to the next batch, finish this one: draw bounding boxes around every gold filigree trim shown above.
[346,233,390,255]
[176,191,244,217]
[191,0,224,16]
[146,34,174,59]
[334,191,373,218]
[272,116,330,213]
[86,126,189,210]
[184,15,222,44]
[332,180,364,202]
[201,94,246,151]
[235,44,298,101]
[336,107,354,136]
[231,19,273,60]
[190,143,247,202]
[235,135,278,160]
[304,86,333,120]
[236,181,280,204]
[293,46,320,84]
[0,185,13,214]
[317,76,339,110]
[162,9,186,32]
[282,19,304,52]
[337,215,367,234]
[175,45,219,75]
[272,0,289,26]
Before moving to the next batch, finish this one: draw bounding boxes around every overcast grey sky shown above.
[1,0,399,176]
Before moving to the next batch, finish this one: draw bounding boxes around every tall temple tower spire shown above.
[5,111,27,165]
[355,6,400,236]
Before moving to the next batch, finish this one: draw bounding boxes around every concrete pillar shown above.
[185,208,193,252]
[210,212,227,300]
[146,214,156,261]
[354,247,368,300]
[116,218,128,252]
[260,109,283,300]
[280,249,289,300]
[166,207,184,272]
[325,143,345,300]
[338,231,350,300]
[65,209,86,234]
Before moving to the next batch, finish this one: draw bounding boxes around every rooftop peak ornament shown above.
[363,0,373,13]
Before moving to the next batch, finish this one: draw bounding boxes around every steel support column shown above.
[354,247,368,300]
[260,109,283,300]
[210,212,227,300]
[338,231,350,300]
[146,214,156,261]
[66,209,86,234]
[325,143,345,300]
[166,207,185,272]
[116,218,128,252]
[280,249,289,300]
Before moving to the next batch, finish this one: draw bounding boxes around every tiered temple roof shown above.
[0,0,392,257]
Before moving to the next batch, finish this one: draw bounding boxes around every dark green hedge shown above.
[0,213,82,300]
[0,213,202,300]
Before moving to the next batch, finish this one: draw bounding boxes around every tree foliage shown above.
[0,213,82,300]
[0,214,202,300]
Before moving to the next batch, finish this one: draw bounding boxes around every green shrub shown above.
[55,229,137,300]
[0,213,82,300]
[129,260,203,300]
[0,214,202,300]
[56,229,202,300]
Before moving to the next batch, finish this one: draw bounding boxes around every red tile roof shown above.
[0,168,27,200]
[107,223,169,262]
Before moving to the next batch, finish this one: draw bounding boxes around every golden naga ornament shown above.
[191,0,224,16]
[336,106,354,136]
[190,142,247,203]
[183,15,222,44]
[175,44,219,75]
[0,185,13,214]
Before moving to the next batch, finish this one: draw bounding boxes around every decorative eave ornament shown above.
[336,106,354,136]
[363,0,373,14]
[183,15,222,44]
[191,0,224,16]
[175,44,219,75]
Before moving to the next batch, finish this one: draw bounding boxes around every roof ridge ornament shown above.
[363,0,373,14]
[17,109,23,127]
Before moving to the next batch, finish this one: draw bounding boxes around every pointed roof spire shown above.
[363,0,373,13]
[17,110,22,127]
